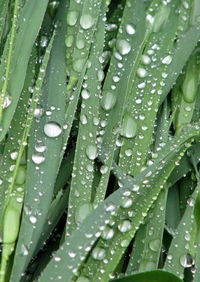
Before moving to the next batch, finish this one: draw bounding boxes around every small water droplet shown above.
[76,277,90,282]
[65,35,74,47]
[3,94,12,109]
[10,151,18,160]
[149,239,160,252]
[34,107,44,118]
[29,215,37,224]
[101,226,114,240]
[180,254,193,268]
[44,122,62,138]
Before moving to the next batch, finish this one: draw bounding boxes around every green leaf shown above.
[111,270,182,282]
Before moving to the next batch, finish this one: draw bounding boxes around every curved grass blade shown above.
[8,29,57,281]
[38,123,200,282]
[111,270,182,282]
[0,31,55,282]
[164,183,200,280]
[94,0,146,205]
[65,1,106,234]
[0,0,49,141]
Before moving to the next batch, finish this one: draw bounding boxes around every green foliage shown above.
[0,1,200,282]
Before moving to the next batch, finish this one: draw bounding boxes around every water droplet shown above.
[75,203,93,224]
[118,220,132,233]
[73,58,85,72]
[66,10,79,26]
[126,24,135,35]
[35,144,46,153]
[121,239,129,247]
[3,94,12,109]
[162,55,172,65]
[180,254,193,268]
[21,244,29,256]
[65,35,74,47]
[121,198,133,208]
[80,114,88,125]
[44,122,62,138]
[100,165,108,174]
[76,38,85,49]
[101,226,114,240]
[85,144,98,160]
[40,36,48,48]
[81,89,90,100]
[10,151,18,160]
[32,154,45,165]
[121,114,137,138]
[80,14,94,29]
[142,55,151,65]
[92,247,106,260]
[116,39,131,55]
[137,68,147,78]
[34,107,44,118]
[101,92,117,111]
[29,215,37,224]
[97,70,104,82]
[54,256,61,262]
[149,239,160,252]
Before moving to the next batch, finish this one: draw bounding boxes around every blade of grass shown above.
[38,122,200,282]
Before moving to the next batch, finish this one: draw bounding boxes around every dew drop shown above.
[121,114,137,138]
[116,39,131,55]
[142,54,151,65]
[137,68,147,78]
[101,226,114,240]
[10,151,18,160]
[80,14,94,29]
[65,35,74,47]
[29,215,37,224]
[76,38,85,49]
[66,10,79,26]
[161,55,172,65]
[125,24,135,35]
[34,107,44,118]
[118,220,132,233]
[101,92,117,111]
[75,203,93,224]
[3,94,12,109]
[73,58,85,72]
[81,89,90,100]
[149,239,160,252]
[35,144,46,153]
[92,247,106,260]
[21,244,29,256]
[32,154,45,165]
[44,122,62,138]
[85,144,98,160]
[121,198,133,208]
[180,254,193,268]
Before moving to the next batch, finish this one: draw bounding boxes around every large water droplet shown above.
[80,14,94,29]
[10,151,18,160]
[75,203,93,224]
[126,24,135,35]
[118,220,132,233]
[73,58,85,72]
[161,55,172,65]
[101,226,114,240]
[32,154,45,165]
[180,254,193,268]
[101,92,117,111]
[81,89,90,100]
[92,247,106,260]
[66,10,79,26]
[149,239,160,252]
[65,35,74,47]
[44,122,62,138]
[86,144,98,160]
[121,114,137,138]
[116,39,131,55]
